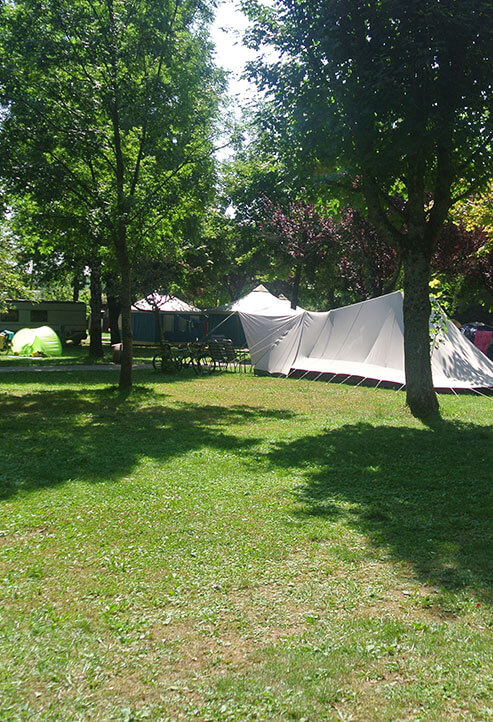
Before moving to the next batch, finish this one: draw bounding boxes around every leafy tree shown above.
[201,127,339,307]
[132,251,184,353]
[431,221,493,315]
[0,232,31,313]
[104,271,122,346]
[433,223,491,288]
[215,140,295,302]
[262,195,334,308]
[334,209,400,302]
[450,182,493,241]
[244,0,492,416]
[0,0,223,387]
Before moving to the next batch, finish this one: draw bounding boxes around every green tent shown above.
[11,326,63,357]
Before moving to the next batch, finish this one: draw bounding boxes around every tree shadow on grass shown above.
[267,420,493,601]
[0,387,295,500]
[0,367,194,386]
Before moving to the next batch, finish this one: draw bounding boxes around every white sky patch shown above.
[211,1,259,108]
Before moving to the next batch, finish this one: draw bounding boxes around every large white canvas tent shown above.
[239,291,493,390]
[207,284,302,346]
[213,284,302,315]
[132,293,200,312]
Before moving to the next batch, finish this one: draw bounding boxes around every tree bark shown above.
[107,293,121,345]
[402,246,439,418]
[108,0,133,389]
[89,260,104,358]
[291,263,302,309]
[118,249,133,389]
[73,273,80,303]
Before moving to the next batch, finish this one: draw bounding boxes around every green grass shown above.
[0,370,492,720]
[0,344,156,367]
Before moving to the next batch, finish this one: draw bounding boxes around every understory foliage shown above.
[431,221,493,315]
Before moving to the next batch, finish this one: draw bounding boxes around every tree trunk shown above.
[89,261,104,358]
[107,294,121,345]
[402,246,439,418]
[73,273,80,303]
[291,263,302,309]
[108,0,132,389]
[118,251,133,389]
[154,303,167,353]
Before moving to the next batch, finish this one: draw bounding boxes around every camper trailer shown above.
[1,300,87,345]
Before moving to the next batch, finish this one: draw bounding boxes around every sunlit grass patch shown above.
[0,371,491,719]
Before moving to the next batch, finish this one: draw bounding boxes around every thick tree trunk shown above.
[89,261,104,358]
[107,294,121,345]
[291,263,302,309]
[402,246,439,418]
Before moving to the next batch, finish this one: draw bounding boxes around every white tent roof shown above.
[239,291,493,390]
[132,293,201,313]
[214,284,303,315]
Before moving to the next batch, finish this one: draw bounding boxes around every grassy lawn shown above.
[0,370,491,720]
[0,344,156,368]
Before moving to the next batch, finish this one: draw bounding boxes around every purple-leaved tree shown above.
[263,196,334,309]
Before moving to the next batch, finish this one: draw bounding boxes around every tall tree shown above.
[0,0,223,388]
[333,208,401,302]
[262,195,334,308]
[244,0,492,416]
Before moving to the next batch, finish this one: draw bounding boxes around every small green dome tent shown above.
[11,326,63,357]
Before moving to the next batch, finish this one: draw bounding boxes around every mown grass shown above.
[0,369,492,721]
[0,344,155,367]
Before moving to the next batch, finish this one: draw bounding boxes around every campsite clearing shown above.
[0,344,156,369]
[0,370,491,720]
